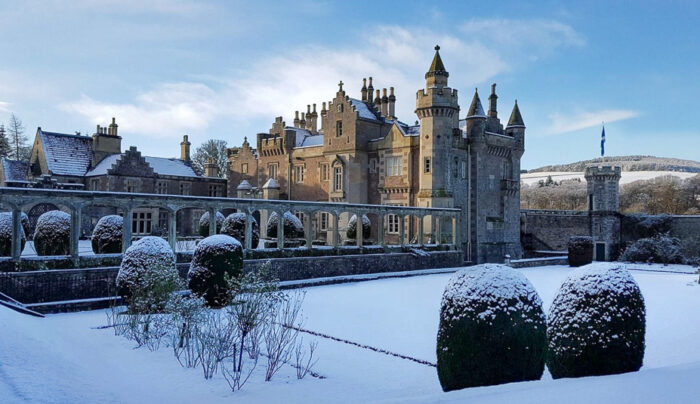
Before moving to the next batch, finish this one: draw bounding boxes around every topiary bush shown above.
[221,212,260,248]
[198,211,225,237]
[91,215,123,254]
[116,236,180,312]
[568,236,593,266]
[187,234,244,307]
[620,234,685,264]
[547,264,646,379]
[266,211,304,239]
[0,212,26,256]
[436,264,547,391]
[33,210,71,256]
[346,214,370,240]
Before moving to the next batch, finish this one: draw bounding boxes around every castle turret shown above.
[465,89,486,142]
[91,117,122,167]
[505,100,525,149]
[415,45,459,208]
[585,165,622,261]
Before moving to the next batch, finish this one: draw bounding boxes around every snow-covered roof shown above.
[263,178,280,189]
[288,126,324,148]
[349,98,380,121]
[1,158,28,181]
[39,130,93,177]
[86,153,200,178]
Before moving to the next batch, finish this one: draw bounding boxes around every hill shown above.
[528,156,700,173]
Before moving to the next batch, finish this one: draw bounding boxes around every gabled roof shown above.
[1,158,28,182]
[287,126,324,148]
[507,100,525,127]
[86,153,200,178]
[39,130,93,176]
[349,98,380,121]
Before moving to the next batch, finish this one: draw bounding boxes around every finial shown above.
[434,44,440,51]
[338,80,344,91]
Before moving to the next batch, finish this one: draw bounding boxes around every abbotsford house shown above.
[0,120,225,236]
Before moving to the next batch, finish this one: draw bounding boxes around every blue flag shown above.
[600,126,606,156]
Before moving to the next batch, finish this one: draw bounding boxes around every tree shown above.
[0,124,10,158]
[192,139,228,178]
[7,114,29,162]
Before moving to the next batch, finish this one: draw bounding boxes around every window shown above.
[241,163,248,174]
[502,160,512,180]
[460,160,467,179]
[320,163,329,181]
[180,182,191,195]
[318,212,328,231]
[294,165,305,183]
[337,104,344,113]
[424,157,431,173]
[453,157,459,178]
[336,121,343,137]
[387,214,400,234]
[268,163,278,180]
[90,179,100,191]
[386,156,402,177]
[333,166,343,192]
[125,179,139,193]
[159,211,168,229]
[208,185,221,197]
[369,158,377,174]
[156,181,168,194]
[132,211,152,235]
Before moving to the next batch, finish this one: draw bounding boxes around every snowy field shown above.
[521,170,697,186]
[1,264,699,403]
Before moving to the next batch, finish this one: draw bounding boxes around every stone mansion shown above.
[227,46,526,263]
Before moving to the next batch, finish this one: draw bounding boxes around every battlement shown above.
[584,165,622,179]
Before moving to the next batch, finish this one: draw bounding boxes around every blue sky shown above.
[0,0,698,169]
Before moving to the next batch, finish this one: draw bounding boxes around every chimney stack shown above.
[381,88,389,116]
[180,135,191,162]
[388,87,396,119]
[488,83,498,119]
[293,111,300,128]
[299,109,306,128]
[204,158,219,178]
[108,117,118,136]
[374,89,381,108]
[311,103,318,132]
[367,77,374,103]
[361,78,368,101]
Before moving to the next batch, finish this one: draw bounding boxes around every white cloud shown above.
[61,20,582,142]
[0,101,10,113]
[546,109,640,135]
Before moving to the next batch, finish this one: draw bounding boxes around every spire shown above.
[426,45,447,76]
[507,100,525,127]
[466,88,486,117]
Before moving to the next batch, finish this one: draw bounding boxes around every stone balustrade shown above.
[0,187,461,265]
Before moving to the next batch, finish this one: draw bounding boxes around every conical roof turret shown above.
[425,45,448,79]
[466,89,486,118]
[507,100,525,127]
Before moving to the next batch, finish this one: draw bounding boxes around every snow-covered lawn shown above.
[2,264,699,403]
[521,170,697,186]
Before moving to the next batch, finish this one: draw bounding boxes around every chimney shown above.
[293,111,300,128]
[180,135,191,162]
[388,87,396,119]
[321,102,327,117]
[488,83,498,119]
[361,78,368,101]
[311,103,318,132]
[204,158,219,178]
[305,105,312,130]
[299,109,306,128]
[108,117,118,136]
[367,77,374,103]
[381,88,389,116]
[374,89,381,108]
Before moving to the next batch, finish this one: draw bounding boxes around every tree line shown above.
[521,175,700,215]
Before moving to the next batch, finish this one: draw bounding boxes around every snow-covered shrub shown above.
[546,264,646,379]
[568,236,593,267]
[620,234,685,264]
[91,215,123,254]
[33,210,71,256]
[266,211,304,239]
[221,212,259,248]
[346,214,370,240]
[0,212,26,256]
[436,264,547,391]
[198,211,225,237]
[623,213,673,239]
[116,236,180,312]
[187,235,244,307]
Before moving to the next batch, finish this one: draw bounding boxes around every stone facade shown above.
[227,46,525,263]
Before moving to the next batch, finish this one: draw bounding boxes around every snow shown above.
[349,98,380,120]
[1,158,28,181]
[86,154,200,178]
[521,170,698,185]
[116,236,177,294]
[39,130,93,177]
[2,264,700,403]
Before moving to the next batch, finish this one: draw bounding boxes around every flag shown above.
[600,125,606,157]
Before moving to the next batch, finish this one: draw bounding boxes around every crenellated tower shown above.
[415,45,460,209]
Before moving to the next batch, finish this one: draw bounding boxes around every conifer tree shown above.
[0,124,10,159]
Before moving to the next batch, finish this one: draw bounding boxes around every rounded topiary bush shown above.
[436,264,547,391]
[266,211,304,239]
[221,212,260,248]
[620,234,685,264]
[568,236,593,267]
[546,264,646,379]
[198,211,225,237]
[0,212,26,256]
[116,236,179,312]
[34,210,71,256]
[346,214,370,240]
[91,215,123,254]
[187,234,243,307]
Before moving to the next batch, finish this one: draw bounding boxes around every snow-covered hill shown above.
[528,155,700,173]
[521,170,698,186]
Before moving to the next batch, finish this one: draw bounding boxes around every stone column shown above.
[418,215,425,246]
[11,209,23,261]
[236,180,252,198]
[122,207,133,253]
[261,179,280,239]
[332,211,340,249]
[305,213,313,249]
[70,205,82,265]
[378,214,385,248]
[276,209,284,250]
[244,210,253,251]
[399,214,405,247]
[356,213,363,248]
[208,207,218,236]
[168,208,178,252]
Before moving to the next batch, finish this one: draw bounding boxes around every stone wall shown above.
[520,210,590,252]
[670,215,700,259]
